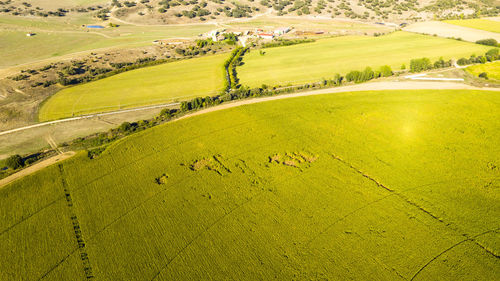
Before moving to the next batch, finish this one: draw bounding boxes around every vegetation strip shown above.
[222,47,249,92]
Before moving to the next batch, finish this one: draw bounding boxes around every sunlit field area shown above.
[2,89,499,280]
[238,32,491,87]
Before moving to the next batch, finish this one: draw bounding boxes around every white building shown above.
[258,33,274,40]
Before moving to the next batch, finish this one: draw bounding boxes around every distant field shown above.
[238,31,492,87]
[227,16,387,32]
[2,89,500,280]
[24,0,110,9]
[39,54,227,121]
[444,19,500,33]
[0,15,216,67]
[466,61,500,80]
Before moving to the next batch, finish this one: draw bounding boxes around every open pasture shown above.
[226,16,389,33]
[444,19,500,33]
[0,15,216,67]
[238,32,492,87]
[1,89,499,280]
[38,54,227,121]
[466,61,500,80]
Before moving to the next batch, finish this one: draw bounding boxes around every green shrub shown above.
[6,155,24,170]
[478,72,488,79]
[476,39,498,47]
[410,58,432,72]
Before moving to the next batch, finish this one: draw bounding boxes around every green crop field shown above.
[2,89,499,280]
[444,19,500,33]
[39,54,227,121]
[0,15,216,67]
[238,32,492,87]
[466,61,500,80]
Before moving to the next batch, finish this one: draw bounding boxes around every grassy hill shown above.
[1,89,499,280]
[38,54,227,121]
[238,31,492,87]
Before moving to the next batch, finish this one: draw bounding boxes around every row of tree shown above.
[345,65,393,83]
[222,47,248,92]
[457,49,499,66]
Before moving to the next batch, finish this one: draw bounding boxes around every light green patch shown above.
[466,61,500,80]
[238,31,491,87]
[38,54,227,121]
[444,19,500,33]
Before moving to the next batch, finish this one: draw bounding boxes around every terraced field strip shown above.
[38,54,226,121]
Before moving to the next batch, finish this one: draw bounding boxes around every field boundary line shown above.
[0,151,75,189]
[0,102,180,136]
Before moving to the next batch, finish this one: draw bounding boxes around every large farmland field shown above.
[38,54,227,121]
[238,32,492,87]
[444,19,500,33]
[1,89,499,280]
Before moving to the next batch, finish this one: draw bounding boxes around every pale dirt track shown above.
[403,21,500,42]
[175,81,499,122]
[0,151,75,188]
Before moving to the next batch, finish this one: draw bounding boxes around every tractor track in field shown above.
[3,85,500,279]
[29,123,303,280]
[410,228,500,281]
[58,165,94,280]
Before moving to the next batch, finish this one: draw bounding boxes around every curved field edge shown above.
[466,61,500,80]
[443,19,500,34]
[2,89,500,280]
[238,31,493,87]
[38,54,227,121]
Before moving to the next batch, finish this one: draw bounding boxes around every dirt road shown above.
[0,151,75,188]
[0,102,180,136]
[176,81,499,121]
[1,80,499,184]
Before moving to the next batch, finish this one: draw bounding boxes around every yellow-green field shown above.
[238,32,492,87]
[1,89,499,280]
[444,19,500,33]
[39,54,227,121]
[466,61,500,80]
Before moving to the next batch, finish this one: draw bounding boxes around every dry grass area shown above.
[403,21,500,42]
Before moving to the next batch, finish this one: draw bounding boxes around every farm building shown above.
[258,33,274,40]
[274,27,291,35]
